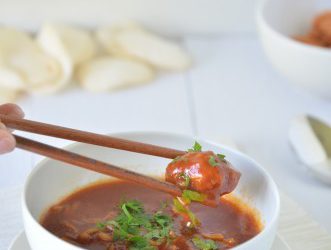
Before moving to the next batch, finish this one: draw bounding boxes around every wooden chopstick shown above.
[0,115,186,159]
[14,135,216,207]
[14,135,181,195]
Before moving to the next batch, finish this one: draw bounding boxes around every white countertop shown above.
[1,34,331,234]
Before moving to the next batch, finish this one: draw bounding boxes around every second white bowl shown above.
[257,0,331,98]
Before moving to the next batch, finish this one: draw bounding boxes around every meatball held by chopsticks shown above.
[165,142,241,200]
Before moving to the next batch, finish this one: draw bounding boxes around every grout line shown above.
[182,38,199,137]
[183,72,198,137]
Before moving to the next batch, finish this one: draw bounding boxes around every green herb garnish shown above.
[208,156,219,167]
[97,200,173,249]
[192,235,218,250]
[129,235,153,249]
[188,141,202,152]
[217,153,226,160]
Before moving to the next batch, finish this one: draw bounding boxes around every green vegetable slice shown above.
[192,235,218,250]
[173,198,200,227]
[182,190,206,202]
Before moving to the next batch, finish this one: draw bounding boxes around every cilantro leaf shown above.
[188,141,202,152]
[121,203,134,222]
[129,235,151,249]
[97,200,173,249]
[153,212,172,228]
[217,153,226,160]
[121,200,143,213]
[192,236,218,250]
[208,156,219,167]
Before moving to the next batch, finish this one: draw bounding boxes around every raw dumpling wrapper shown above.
[36,23,98,94]
[0,28,62,94]
[96,23,192,71]
[77,57,154,92]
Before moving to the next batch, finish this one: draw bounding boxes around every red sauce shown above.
[41,180,261,250]
[165,151,241,200]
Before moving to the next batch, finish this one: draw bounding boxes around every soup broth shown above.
[41,180,262,250]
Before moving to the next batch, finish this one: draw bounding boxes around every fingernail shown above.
[14,106,25,118]
[10,105,25,118]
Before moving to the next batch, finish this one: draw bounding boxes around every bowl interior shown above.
[24,132,279,244]
[261,0,326,37]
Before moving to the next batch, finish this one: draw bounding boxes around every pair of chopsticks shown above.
[0,114,216,207]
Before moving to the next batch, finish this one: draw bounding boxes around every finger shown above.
[0,128,16,154]
[0,103,25,118]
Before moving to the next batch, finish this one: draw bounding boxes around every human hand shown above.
[0,103,24,154]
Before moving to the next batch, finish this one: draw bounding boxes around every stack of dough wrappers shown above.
[0,22,192,103]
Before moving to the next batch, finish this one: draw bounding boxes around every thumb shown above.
[0,122,16,154]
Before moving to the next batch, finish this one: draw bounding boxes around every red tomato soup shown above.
[41,180,262,250]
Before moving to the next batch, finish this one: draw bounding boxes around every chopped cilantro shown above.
[97,200,173,249]
[129,235,151,249]
[188,141,202,152]
[182,190,206,202]
[217,153,226,160]
[208,156,219,167]
[192,235,218,250]
[122,200,143,213]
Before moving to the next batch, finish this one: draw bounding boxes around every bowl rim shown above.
[257,0,331,55]
[22,131,280,250]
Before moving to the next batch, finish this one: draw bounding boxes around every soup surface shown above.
[41,180,261,250]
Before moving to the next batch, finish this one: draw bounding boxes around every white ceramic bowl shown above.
[257,0,331,98]
[22,132,280,250]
